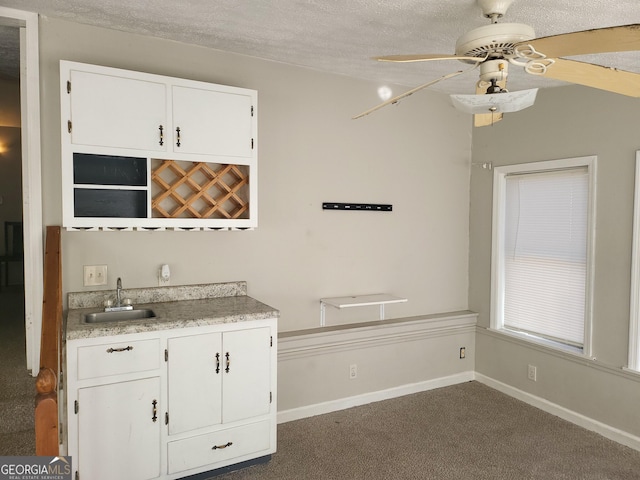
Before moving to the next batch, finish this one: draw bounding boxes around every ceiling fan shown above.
[354,0,640,126]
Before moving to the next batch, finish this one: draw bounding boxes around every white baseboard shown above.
[475,373,640,452]
[277,371,474,424]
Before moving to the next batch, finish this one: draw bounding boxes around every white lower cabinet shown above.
[66,318,277,480]
[77,377,162,480]
[167,332,223,435]
[167,420,271,474]
[168,327,272,436]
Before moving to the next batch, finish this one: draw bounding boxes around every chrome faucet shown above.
[105,277,133,312]
[116,277,123,307]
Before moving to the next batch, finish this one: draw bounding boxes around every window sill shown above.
[488,327,587,358]
[622,366,640,376]
[480,326,640,384]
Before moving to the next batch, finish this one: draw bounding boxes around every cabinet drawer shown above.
[76,339,160,380]
[167,420,272,474]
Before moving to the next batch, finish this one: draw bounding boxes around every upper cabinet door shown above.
[69,69,167,152]
[172,85,254,159]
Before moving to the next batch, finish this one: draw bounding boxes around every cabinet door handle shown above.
[212,442,233,450]
[176,127,181,147]
[106,346,133,353]
[158,125,164,146]
[215,352,220,374]
[152,400,158,422]
[225,352,230,373]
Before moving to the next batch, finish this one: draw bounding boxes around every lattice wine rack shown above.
[151,160,250,220]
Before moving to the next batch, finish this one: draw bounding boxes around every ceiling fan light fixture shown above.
[450,88,538,114]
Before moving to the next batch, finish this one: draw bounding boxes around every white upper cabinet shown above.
[68,70,168,152]
[172,85,254,159]
[60,61,258,230]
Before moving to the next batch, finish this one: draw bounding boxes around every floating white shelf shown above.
[319,294,407,326]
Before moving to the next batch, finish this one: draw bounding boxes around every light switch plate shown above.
[84,265,108,286]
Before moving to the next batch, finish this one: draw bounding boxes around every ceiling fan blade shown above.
[473,79,506,127]
[516,24,640,59]
[537,58,640,97]
[353,70,466,119]
[374,54,483,63]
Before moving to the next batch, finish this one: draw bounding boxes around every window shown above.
[628,151,640,372]
[490,156,595,355]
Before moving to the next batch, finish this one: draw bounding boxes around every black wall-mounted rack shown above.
[322,203,392,212]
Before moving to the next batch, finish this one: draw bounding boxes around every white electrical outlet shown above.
[83,265,108,287]
[158,264,171,286]
[527,364,537,382]
[349,364,357,379]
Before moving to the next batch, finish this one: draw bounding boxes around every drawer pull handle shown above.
[225,352,230,373]
[152,400,158,422]
[176,127,181,147]
[106,346,134,353]
[215,352,220,374]
[158,125,164,146]
[212,442,233,450]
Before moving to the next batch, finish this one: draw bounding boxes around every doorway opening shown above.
[0,8,43,376]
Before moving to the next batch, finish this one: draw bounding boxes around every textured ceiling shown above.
[1,0,640,96]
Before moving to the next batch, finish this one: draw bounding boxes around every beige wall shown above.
[470,85,640,436]
[38,16,472,332]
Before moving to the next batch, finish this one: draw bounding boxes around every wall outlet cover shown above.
[84,265,108,286]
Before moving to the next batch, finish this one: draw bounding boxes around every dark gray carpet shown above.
[217,382,640,480]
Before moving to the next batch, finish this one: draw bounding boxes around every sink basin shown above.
[83,309,156,324]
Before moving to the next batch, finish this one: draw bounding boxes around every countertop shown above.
[65,282,279,340]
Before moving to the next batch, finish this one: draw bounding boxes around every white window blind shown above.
[502,167,588,347]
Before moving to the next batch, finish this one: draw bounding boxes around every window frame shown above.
[628,151,640,372]
[490,155,597,357]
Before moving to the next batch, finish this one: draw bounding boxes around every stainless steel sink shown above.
[83,309,156,324]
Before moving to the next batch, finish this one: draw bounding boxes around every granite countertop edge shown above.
[65,282,279,341]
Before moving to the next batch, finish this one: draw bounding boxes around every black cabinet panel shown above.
[74,189,147,218]
[74,153,147,186]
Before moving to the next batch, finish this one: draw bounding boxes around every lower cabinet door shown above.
[77,377,161,480]
[167,332,222,435]
[167,420,271,474]
[222,327,271,423]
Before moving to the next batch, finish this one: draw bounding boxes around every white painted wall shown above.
[470,85,640,437]
[38,16,472,333]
